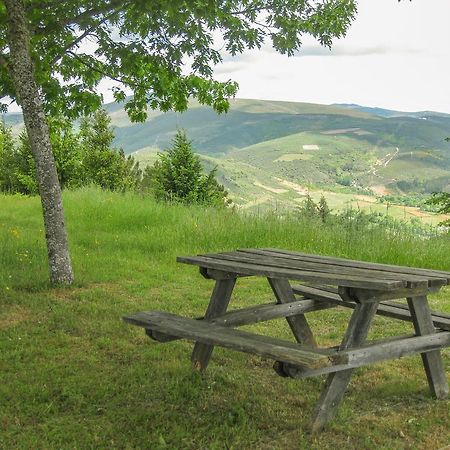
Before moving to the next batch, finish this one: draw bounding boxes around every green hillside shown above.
[4,98,450,215]
[110,99,450,199]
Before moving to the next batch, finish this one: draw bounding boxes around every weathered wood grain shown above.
[384,300,450,320]
[407,296,449,399]
[191,277,236,371]
[227,250,443,288]
[123,311,345,369]
[278,332,450,379]
[291,284,450,331]
[145,298,335,343]
[255,248,450,284]
[177,255,406,290]
[268,278,316,346]
[310,301,379,433]
[338,285,433,302]
[211,298,334,327]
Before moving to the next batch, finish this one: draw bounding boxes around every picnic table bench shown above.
[124,248,450,432]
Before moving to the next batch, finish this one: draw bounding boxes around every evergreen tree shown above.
[80,109,141,191]
[0,110,141,194]
[317,195,331,222]
[299,194,318,218]
[151,130,228,206]
[48,118,84,190]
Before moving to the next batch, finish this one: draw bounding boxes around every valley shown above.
[117,99,450,224]
[4,98,450,223]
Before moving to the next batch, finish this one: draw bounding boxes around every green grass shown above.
[1,188,449,449]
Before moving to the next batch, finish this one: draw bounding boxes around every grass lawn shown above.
[1,188,449,449]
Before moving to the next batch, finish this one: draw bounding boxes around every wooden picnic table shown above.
[124,248,450,432]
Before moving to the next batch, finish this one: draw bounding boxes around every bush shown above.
[427,192,450,226]
[297,194,330,222]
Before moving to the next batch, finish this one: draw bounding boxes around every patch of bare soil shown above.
[253,181,288,194]
[274,178,309,195]
[371,185,390,196]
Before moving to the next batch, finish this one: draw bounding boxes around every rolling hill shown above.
[4,98,450,220]
[108,98,450,198]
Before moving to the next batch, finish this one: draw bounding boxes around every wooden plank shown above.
[146,298,336,343]
[123,311,345,369]
[255,248,450,284]
[211,298,335,327]
[338,286,433,302]
[278,331,450,379]
[228,251,440,289]
[384,301,450,320]
[407,296,449,399]
[200,267,248,280]
[268,278,316,346]
[292,284,343,302]
[291,284,450,331]
[177,255,406,290]
[191,277,236,371]
[310,301,379,433]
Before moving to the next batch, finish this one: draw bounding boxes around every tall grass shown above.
[1,187,448,291]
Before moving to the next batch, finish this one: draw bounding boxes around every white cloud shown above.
[213,0,450,113]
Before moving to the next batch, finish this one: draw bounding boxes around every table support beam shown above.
[268,278,316,347]
[310,301,379,434]
[191,277,236,371]
[407,296,449,399]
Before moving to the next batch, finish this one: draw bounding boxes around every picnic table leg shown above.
[310,300,379,434]
[268,278,316,347]
[407,296,449,399]
[191,276,236,371]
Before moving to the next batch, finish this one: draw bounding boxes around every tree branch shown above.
[51,7,121,65]
[66,50,139,88]
[36,0,130,35]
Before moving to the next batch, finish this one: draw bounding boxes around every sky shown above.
[7,0,450,114]
[208,0,450,113]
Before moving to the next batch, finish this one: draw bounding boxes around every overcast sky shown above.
[8,0,450,114]
[210,0,450,113]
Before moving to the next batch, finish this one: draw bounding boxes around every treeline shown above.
[0,110,228,206]
[0,109,140,194]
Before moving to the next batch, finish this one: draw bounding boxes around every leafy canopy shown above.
[0,0,357,120]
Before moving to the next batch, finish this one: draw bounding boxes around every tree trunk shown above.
[5,0,74,285]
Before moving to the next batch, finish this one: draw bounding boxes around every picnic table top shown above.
[177,248,450,291]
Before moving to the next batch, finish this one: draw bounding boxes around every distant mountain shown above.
[102,99,450,159]
[333,103,450,119]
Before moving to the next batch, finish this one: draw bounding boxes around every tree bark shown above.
[5,0,74,285]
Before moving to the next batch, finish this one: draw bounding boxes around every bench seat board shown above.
[279,331,450,379]
[291,284,450,331]
[123,311,346,369]
[145,298,335,343]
